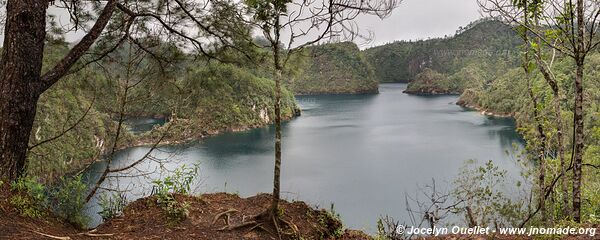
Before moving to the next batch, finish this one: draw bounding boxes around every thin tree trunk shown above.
[532,39,569,218]
[0,0,48,181]
[527,76,547,221]
[522,3,547,220]
[85,76,130,202]
[533,5,568,217]
[572,60,584,222]
[572,0,585,223]
[557,94,568,218]
[270,68,282,215]
[270,15,283,216]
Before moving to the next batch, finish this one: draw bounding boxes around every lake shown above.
[84,83,523,232]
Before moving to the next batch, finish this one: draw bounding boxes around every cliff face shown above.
[289,42,379,95]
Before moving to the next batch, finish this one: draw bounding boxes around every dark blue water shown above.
[84,83,523,231]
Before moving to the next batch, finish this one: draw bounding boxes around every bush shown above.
[152,164,199,225]
[10,176,46,218]
[318,203,344,238]
[47,175,90,228]
[375,216,403,240]
[10,175,90,228]
[98,192,128,221]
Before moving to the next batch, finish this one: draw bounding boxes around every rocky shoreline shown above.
[76,107,302,176]
[126,110,300,148]
[294,88,380,96]
[456,98,514,118]
[403,88,461,95]
[402,87,515,118]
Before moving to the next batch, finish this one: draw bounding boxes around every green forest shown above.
[367,14,600,237]
[1,0,600,239]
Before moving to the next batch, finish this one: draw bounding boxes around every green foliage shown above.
[152,165,199,225]
[453,160,528,227]
[152,164,199,195]
[404,68,452,94]
[28,43,114,181]
[245,0,290,26]
[10,176,46,218]
[316,203,344,239]
[324,203,343,237]
[364,19,521,83]
[291,42,379,95]
[10,175,90,228]
[375,216,403,240]
[98,192,128,221]
[28,42,300,183]
[455,50,600,224]
[458,67,528,114]
[172,62,299,133]
[47,175,90,228]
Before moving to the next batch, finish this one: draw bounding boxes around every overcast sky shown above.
[4,0,483,48]
[358,0,483,47]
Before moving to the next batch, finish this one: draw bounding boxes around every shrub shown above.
[318,203,344,238]
[10,176,46,218]
[152,164,199,225]
[47,175,90,228]
[375,216,404,240]
[10,175,90,228]
[98,192,128,221]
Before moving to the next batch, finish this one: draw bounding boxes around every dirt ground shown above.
[1,184,597,240]
[0,184,367,240]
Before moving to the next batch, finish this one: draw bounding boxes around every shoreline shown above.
[456,99,515,118]
[293,88,380,96]
[403,90,461,96]
[402,88,515,118]
[77,110,302,176]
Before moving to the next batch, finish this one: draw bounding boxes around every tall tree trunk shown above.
[532,41,569,218]
[270,15,283,216]
[550,75,568,218]
[557,95,568,217]
[550,82,568,218]
[0,0,116,182]
[572,0,585,223]
[270,68,282,215]
[522,4,547,220]
[527,74,547,221]
[532,4,569,217]
[572,60,584,222]
[0,0,48,181]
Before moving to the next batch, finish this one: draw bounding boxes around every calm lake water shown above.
[84,83,523,231]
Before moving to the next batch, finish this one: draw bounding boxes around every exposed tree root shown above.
[212,208,239,226]
[33,231,71,240]
[217,220,257,231]
[77,229,115,237]
[217,209,299,240]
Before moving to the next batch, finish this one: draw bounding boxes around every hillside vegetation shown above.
[456,51,600,223]
[290,42,379,95]
[26,42,300,182]
[363,19,522,87]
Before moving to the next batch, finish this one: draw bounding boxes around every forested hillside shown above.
[363,19,522,84]
[290,42,379,95]
[26,42,300,182]
[455,51,600,221]
[28,39,383,181]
